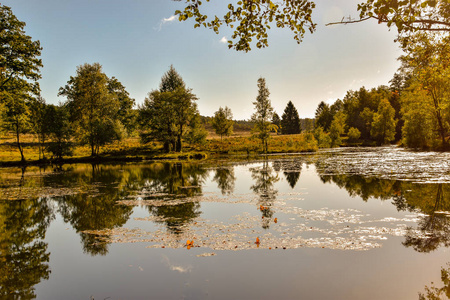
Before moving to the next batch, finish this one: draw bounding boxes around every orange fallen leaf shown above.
[274,218,278,223]
[255,237,260,244]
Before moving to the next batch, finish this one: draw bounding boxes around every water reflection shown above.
[2,155,450,299]
[319,173,450,253]
[250,160,279,229]
[0,197,54,299]
[402,184,450,253]
[143,163,207,235]
[51,165,135,256]
[212,166,235,195]
[419,263,450,299]
[277,159,302,189]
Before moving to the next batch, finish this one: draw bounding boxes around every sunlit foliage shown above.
[212,106,234,140]
[139,66,204,152]
[59,63,126,156]
[251,77,275,153]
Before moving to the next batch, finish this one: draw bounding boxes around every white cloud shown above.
[220,36,228,44]
[157,15,176,31]
[163,15,176,23]
[161,255,192,273]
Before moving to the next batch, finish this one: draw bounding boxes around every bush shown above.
[348,127,361,142]
[314,127,331,148]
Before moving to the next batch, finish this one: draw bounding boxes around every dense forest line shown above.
[312,50,449,150]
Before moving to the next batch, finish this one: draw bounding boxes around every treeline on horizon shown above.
[1,3,450,164]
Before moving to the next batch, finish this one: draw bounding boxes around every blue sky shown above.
[4,0,402,119]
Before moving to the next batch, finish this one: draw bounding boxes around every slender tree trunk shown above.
[176,135,182,152]
[42,136,46,160]
[91,140,95,156]
[431,90,447,149]
[175,122,183,152]
[14,119,25,162]
[163,141,172,153]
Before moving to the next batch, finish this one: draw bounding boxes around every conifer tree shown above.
[281,101,301,134]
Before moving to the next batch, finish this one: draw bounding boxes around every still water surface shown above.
[1,147,450,299]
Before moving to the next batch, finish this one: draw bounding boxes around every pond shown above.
[1,147,450,299]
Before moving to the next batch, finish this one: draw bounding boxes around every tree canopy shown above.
[174,0,450,51]
[59,63,126,156]
[175,0,316,51]
[0,4,43,161]
[139,66,203,152]
[212,106,234,140]
[0,5,42,99]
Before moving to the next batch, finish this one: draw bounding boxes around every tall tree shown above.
[212,106,234,140]
[107,77,136,135]
[401,84,435,149]
[1,93,29,161]
[0,5,42,99]
[28,97,48,160]
[329,111,346,147]
[272,112,281,134]
[371,99,397,145]
[0,5,43,162]
[314,101,333,131]
[58,63,124,156]
[251,77,274,153]
[45,104,73,159]
[139,66,202,152]
[399,32,450,149]
[281,100,301,134]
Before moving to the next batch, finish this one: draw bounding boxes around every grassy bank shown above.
[0,132,318,166]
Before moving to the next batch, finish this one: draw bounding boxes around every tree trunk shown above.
[15,120,25,162]
[436,111,446,149]
[431,90,447,149]
[163,141,171,153]
[91,140,95,156]
[176,135,182,152]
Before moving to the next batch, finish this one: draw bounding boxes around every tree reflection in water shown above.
[143,163,207,235]
[319,173,450,253]
[54,164,135,256]
[273,159,302,189]
[402,184,450,253]
[250,160,279,229]
[0,197,54,299]
[213,166,235,195]
[419,263,450,300]
[3,157,450,298]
